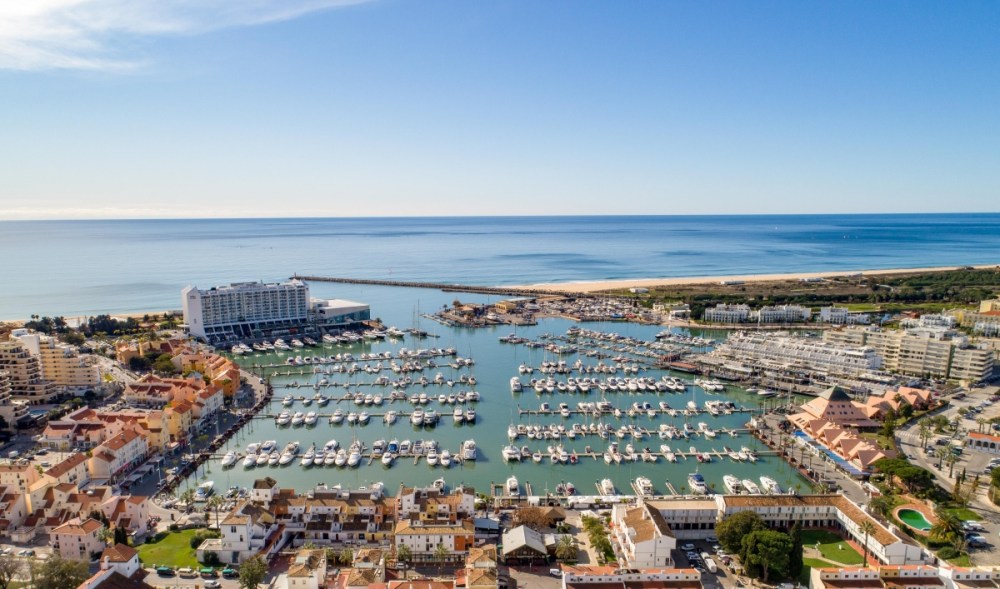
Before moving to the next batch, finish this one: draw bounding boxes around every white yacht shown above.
[304,411,317,426]
[742,479,762,494]
[330,409,345,424]
[510,377,523,393]
[276,411,291,426]
[440,449,452,467]
[723,475,744,495]
[506,475,519,495]
[760,476,783,494]
[291,412,305,426]
[635,476,653,496]
[194,481,215,502]
[220,452,238,468]
[600,478,615,496]
[688,472,709,495]
[242,454,257,468]
[461,439,477,461]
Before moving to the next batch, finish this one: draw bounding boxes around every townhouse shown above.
[394,519,475,564]
[51,517,105,560]
[197,500,279,565]
[0,485,29,539]
[87,428,149,483]
[611,501,677,568]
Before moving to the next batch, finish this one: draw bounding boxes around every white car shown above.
[680,543,696,551]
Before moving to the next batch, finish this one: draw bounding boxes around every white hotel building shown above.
[182,280,370,342]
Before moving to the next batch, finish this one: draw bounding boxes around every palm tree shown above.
[977,418,987,434]
[179,488,196,513]
[555,535,577,561]
[396,544,412,565]
[930,511,964,549]
[97,525,114,546]
[339,547,354,566]
[859,520,875,567]
[946,453,959,478]
[934,447,949,469]
[206,495,225,529]
[434,543,449,574]
[918,420,931,450]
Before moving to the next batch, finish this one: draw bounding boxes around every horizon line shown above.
[2,211,999,222]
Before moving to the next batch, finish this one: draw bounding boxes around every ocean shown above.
[1,213,999,320]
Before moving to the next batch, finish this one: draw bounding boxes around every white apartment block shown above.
[0,339,57,404]
[757,305,812,323]
[819,306,871,325]
[712,332,882,376]
[182,280,311,340]
[52,517,105,560]
[0,372,30,431]
[611,502,676,568]
[703,304,751,324]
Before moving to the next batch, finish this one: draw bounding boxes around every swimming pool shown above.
[898,509,933,531]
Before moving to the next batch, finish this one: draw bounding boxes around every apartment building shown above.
[397,485,476,523]
[826,327,994,382]
[87,428,150,483]
[52,517,105,560]
[610,501,676,568]
[0,485,29,537]
[0,339,57,404]
[819,306,871,325]
[757,305,812,323]
[560,566,703,589]
[702,304,751,324]
[643,498,720,540]
[198,500,278,565]
[286,549,328,589]
[710,332,882,376]
[0,372,29,432]
[13,330,99,390]
[395,519,475,564]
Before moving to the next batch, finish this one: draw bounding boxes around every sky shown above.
[0,1,998,219]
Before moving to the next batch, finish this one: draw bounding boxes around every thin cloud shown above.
[0,0,368,71]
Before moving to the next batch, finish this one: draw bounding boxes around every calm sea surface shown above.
[1,213,999,320]
[3,213,998,496]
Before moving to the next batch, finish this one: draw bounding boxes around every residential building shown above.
[560,565,703,589]
[272,484,394,547]
[819,306,871,325]
[77,569,155,589]
[643,498,719,539]
[0,339,57,404]
[87,429,149,483]
[0,462,40,494]
[0,372,30,431]
[710,333,882,376]
[702,304,751,324]
[13,330,99,390]
[967,432,1000,455]
[0,485,29,537]
[810,564,951,589]
[285,549,327,589]
[197,500,278,565]
[610,501,676,568]
[715,494,924,565]
[397,485,476,523]
[99,543,142,578]
[101,495,149,534]
[757,304,812,323]
[394,519,475,564]
[825,327,994,382]
[44,452,90,488]
[51,517,105,560]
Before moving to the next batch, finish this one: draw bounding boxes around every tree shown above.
[29,555,90,589]
[977,418,987,434]
[97,525,113,546]
[207,495,226,529]
[555,535,577,561]
[930,511,964,549]
[788,523,803,579]
[717,511,766,554]
[0,554,23,589]
[434,543,449,563]
[113,526,129,546]
[396,544,412,563]
[741,530,793,583]
[239,555,268,589]
[179,488,196,511]
[918,420,932,450]
[512,507,555,531]
[859,520,876,567]
[868,495,894,519]
[881,409,897,438]
[339,547,354,566]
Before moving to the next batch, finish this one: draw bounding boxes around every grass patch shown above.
[946,553,972,567]
[942,507,979,521]
[801,557,834,586]
[801,530,865,565]
[136,529,201,569]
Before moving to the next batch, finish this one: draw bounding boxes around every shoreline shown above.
[510,263,1000,294]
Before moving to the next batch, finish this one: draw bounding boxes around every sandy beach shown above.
[512,264,999,293]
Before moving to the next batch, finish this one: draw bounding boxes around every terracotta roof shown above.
[395,519,474,536]
[253,477,277,490]
[53,517,103,535]
[41,445,79,474]
[102,543,138,562]
[721,494,897,546]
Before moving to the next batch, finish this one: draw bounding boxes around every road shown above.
[895,386,1000,565]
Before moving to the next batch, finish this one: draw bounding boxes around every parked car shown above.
[155,566,175,577]
[222,568,238,578]
[680,543,696,551]
[204,581,222,589]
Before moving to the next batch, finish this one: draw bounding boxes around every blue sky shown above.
[1,1,998,219]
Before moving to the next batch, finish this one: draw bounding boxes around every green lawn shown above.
[801,530,865,565]
[946,553,972,567]
[136,530,201,569]
[801,557,833,586]
[942,507,980,521]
